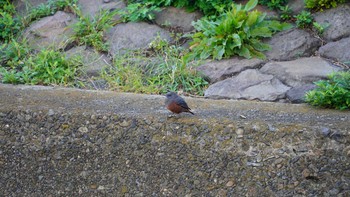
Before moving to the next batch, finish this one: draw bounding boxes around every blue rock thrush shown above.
[165,92,194,115]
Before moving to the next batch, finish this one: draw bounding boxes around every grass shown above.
[101,36,208,95]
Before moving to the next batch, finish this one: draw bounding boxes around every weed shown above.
[0,49,82,85]
[119,2,161,22]
[305,71,350,110]
[72,6,119,52]
[22,0,77,26]
[187,0,292,60]
[279,5,292,21]
[0,1,22,42]
[101,36,208,95]
[312,22,329,35]
[259,0,288,10]
[305,0,346,11]
[295,11,313,28]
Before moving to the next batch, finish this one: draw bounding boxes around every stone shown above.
[260,57,341,87]
[196,58,265,83]
[65,46,112,77]
[23,11,77,50]
[226,180,235,187]
[286,84,316,103]
[314,4,350,41]
[106,22,172,55]
[78,0,125,20]
[287,0,305,14]
[265,28,321,61]
[205,69,290,101]
[154,7,203,32]
[319,37,350,66]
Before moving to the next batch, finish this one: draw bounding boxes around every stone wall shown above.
[1,84,349,196]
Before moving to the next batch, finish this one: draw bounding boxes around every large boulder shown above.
[77,0,125,20]
[154,7,202,32]
[106,22,172,55]
[314,4,350,41]
[260,57,341,87]
[205,69,290,101]
[319,37,350,66]
[286,84,316,103]
[265,28,321,61]
[287,0,305,14]
[23,11,77,50]
[197,58,265,83]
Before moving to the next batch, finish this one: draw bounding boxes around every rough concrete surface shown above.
[0,84,349,196]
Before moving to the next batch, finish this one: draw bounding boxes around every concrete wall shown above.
[1,84,349,196]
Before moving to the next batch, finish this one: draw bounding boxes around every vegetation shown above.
[295,10,313,28]
[0,47,82,85]
[72,5,119,52]
[187,0,292,60]
[101,37,208,95]
[125,0,233,17]
[306,71,350,110]
[259,0,288,10]
[0,0,348,101]
[22,0,77,26]
[118,2,161,22]
[305,0,346,11]
[0,0,22,42]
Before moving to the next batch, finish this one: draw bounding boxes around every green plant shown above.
[126,0,233,16]
[259,0,288,10]
[119,2,161,22]
[279,5,292,21]
[312,22,329,34]
[0,39,31,67]
[295,11,313,28]
[305,71,350,110]
[0,49,82,85]
[0,1,22,42]
[187,0,292,60]
[305,0,346,11]
[23,0,77,26]
[101,36,208,95]
[72,6,118,52]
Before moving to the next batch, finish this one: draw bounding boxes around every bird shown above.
[165,92,194,115]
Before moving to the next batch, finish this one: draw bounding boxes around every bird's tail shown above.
[187,110,194,115]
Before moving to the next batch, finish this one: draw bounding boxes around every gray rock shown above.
[265,28,321,61]
[154,7,202,32]
[65,46,111,77]
[260,57,341,87]
[205,69,290,101]
[106,22,172,55]
[314,4,350,41]
[319,37,350,66]
[287,0,305,14]
[78,0,125,20]
[286,84,316,103]
[196,58,265,83]
[23,11,77,50]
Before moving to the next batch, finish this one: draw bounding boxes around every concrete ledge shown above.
[1,84,349,196]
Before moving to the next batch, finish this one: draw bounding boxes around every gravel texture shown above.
[1,84,349,196]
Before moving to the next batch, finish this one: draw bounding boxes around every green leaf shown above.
[250,39,271,51]
[244,0,258,11]
[251,27,272,37]
[237,46,251,59]
[246,10,259,26]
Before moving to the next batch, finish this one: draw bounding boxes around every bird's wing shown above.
[175,97,191,110]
